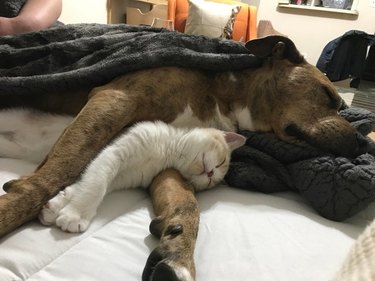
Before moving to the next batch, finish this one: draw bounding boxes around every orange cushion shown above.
[168,0,257,41]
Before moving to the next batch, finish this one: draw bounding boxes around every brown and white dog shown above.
[0,36,366,281]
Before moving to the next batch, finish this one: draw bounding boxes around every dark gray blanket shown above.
[226,106,375,221]
[0,23,374,221]
[0,0,26,17]
[0,23,259,96]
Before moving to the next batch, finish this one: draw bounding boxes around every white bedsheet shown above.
[0,158,373,281]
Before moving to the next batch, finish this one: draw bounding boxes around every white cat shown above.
[0,108,245,233]
[38,120,245,232]
[0,109,245,232]
[37,120,245,232]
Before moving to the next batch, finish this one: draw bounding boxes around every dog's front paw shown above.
[39,190,68,226]
[142,248,194,281]
[3,176,34,193]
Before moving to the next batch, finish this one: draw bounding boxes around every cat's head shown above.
[181,129,246,191]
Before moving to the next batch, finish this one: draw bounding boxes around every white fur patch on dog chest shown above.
[171,105,236,131]
[234,107,255,131]
[171,106,204,128]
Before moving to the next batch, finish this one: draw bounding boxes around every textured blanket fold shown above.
[0,23,374,221]
[0,0,26,17]
[226,107,375,221]
[0,23,259,96]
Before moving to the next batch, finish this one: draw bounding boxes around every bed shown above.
[0,157,373,280]
[0,24,374,281]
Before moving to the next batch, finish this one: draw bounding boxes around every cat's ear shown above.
[223,132,246,151]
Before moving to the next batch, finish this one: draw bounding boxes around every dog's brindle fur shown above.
[0,36,366,280]
[145,169,199,281]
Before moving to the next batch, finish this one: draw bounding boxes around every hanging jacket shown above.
[363,44,375,81]
[316,30,375,82]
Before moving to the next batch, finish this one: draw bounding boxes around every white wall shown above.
[257,1,375,64]
[59,0,141,25]
[59,0,374,65]
[59,0,108,24]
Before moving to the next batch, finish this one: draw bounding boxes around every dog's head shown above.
[244,36,367,158]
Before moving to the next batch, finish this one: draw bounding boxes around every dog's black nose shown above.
[339,132,370,158]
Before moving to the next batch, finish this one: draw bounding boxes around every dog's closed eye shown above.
[284,123,303,138]
[323,86,341,110]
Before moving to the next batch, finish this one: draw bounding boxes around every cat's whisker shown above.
[186,178,197,189]
[207,178,212,189]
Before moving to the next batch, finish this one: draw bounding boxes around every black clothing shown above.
[316,30,375,83]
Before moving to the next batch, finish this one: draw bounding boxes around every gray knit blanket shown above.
[0,23,374,221]
[226,106,375,221]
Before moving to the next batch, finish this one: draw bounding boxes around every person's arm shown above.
[0,0,62,36]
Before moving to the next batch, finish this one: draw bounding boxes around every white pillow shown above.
[184,0,241,38]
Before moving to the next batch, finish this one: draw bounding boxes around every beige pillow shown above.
[184,0,241,39]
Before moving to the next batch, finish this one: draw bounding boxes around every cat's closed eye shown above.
[215,158,226,168]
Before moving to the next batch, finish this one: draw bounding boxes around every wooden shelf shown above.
[278,3,358,15]
[108,0,167,24]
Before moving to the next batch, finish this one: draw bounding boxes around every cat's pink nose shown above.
[207,170,214,178]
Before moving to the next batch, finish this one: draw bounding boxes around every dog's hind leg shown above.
[143,168,199,281]
[0,89,139,238]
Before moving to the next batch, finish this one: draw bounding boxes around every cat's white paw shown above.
[39,183,96,233]
[39,190,69,226]
[55,205,95,233]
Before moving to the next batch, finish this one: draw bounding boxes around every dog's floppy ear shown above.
[244,35,304,64]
